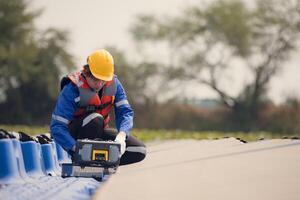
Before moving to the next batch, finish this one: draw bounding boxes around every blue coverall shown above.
[50,76,134,151]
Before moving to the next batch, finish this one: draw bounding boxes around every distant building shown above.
[180,98,221,109]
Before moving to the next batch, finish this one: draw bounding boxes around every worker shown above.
[50,49,146,165]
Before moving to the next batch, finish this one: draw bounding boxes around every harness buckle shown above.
[86,105,97,112]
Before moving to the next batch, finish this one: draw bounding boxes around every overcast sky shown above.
[31,0,300,104]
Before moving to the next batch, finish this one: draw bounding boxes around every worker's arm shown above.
[114,77,134,137]
[50,83,78,152]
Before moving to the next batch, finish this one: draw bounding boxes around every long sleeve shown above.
[50,83,79,151]
[114,78,134,136]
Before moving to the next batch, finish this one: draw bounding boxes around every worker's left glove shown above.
[114,132,126,156]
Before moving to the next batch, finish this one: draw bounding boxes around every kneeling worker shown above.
[50,49,146,165]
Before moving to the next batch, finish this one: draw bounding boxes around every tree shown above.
[130,0,300,130]
[106,46,160,106]
[0,0,74,124]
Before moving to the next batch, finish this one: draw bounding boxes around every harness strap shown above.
[78,101,112,113]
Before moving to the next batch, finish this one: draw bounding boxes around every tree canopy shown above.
[130,0,300,130]
[0,0,75,124]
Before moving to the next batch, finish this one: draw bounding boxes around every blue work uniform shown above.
[50,77,134,151]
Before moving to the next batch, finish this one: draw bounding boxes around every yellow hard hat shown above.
[87,49,114,81]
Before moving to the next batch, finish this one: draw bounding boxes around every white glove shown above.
[114,132,126,156]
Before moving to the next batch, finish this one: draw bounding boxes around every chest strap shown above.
[78,101,112,113]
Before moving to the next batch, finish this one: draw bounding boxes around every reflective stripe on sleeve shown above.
[52,114,70,124]
[115,99,129,107]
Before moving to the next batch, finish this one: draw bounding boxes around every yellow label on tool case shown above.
[92,150,108,161]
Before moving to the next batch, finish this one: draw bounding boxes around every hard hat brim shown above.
[90,69,113,81]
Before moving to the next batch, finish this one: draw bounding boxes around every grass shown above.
[131,129,299,142]
[0,125,49,135]
[1,125,299,142]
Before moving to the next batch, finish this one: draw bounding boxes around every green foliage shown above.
[0,0,75,124]
[0,0,38,45]
[106,46,160,104]
[131,0,252,55]
[204,0,252,56]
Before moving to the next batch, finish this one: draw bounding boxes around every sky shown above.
[30,0,300,104]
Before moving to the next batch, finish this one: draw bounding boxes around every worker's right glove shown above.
[114,132,126,156]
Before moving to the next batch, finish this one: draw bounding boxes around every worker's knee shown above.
[72,113,104,139]
[82,113,104,128]
[136,151,146,162]
[119,145,147,165]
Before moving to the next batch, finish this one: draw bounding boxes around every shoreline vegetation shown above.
[1,125,299,142]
